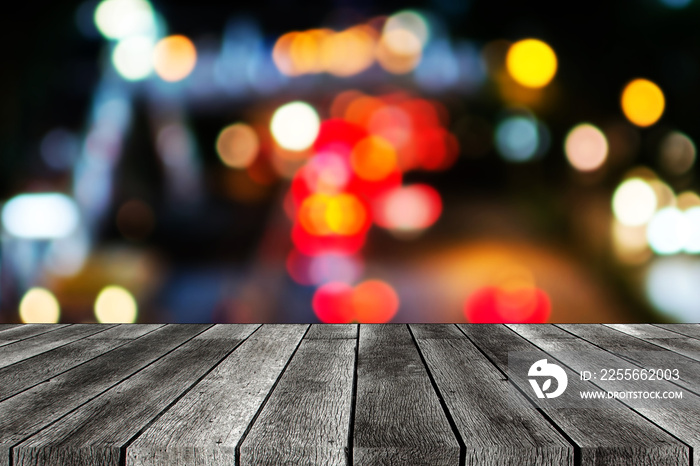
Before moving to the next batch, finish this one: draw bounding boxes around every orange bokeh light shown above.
[351,135,398,181]
[352,280,400,323]
[153,35,197,82]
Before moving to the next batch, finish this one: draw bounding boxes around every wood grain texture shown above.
[126,324,308,466]
[0,325,69,348]
[509,324,700,465]
[558,324,700,393]
[305,324,357,339]
[0,325,21,334]
[0,324,116,369]
[655,324,700,339]
[85,324,165,340]
[606,324,700,362]
[353,324,460,466]
[458,324,688,466]
[239,337,355,465]
[13,325,259,466]
[411,324,573,465]
[0,324,211,466]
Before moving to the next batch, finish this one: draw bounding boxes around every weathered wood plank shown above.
[558,324,700,392]
[0,324,117,369]
[0,325,22,334]
[13,325,259,466]
[654,324,700,339]
[305,324,357,339]
[126,324,308,466]
[509,324,700,465]
[239,337,354,464]
[353,324,460,465]
[86,324,165,340]
[459,324,689,466]
[606,324,700,362]
[0,325,164,402]
[0,324,211,466]
[0,325,69,347]
[410,324,573,465]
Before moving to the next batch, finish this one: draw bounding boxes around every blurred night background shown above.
[1,0,700,324]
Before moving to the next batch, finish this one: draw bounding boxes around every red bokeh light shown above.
[313,282,355,323]
[464,286,551,323]
[352,279,400,323]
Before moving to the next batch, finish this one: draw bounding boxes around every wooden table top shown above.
[0,323,698,465]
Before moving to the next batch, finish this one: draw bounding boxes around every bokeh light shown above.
[312,282,354,323]
[19,288,61,324]
[40,128,80,170]
[464,286,551,323]
[659,131,695,175]
[564,123,608,172]
[647,207,688,255]
[112,35,155,81]
[216,123,260,168]
[352,280,400,323]
[2,193,80,239]
[270,101,320,151]
[612,178,658,226]
[684,207,700,253]
[94,0,156,40]
[621,79,665,127]
[321,26,377,77]
[505,39,557,88]
[350,135,398,181]
[495,116,540,162]
[373,184,442,236]
[94,285,138,323]
[659,0,692,8]
[153,35,197,82]
[646,257,700,322]
[309,253,363,285]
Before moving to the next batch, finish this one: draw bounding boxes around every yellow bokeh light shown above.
[153,35,197,82]
[350,135,397,180]
[376,29,422,74]
[320,26,377,77]
[216,123,259,168]
[325,193,367,235]
[621,79,665,127]
[506,39,557,88]
[19,288,60,323]
[94,285,138,323]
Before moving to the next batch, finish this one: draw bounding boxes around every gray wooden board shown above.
[85,324,165,340]
[509,324,700,465]
[13,324,259,466]
[0,324,211,466]
[410,324,574,465]
[126,324,307,466]
[655,324,700,339]
[0,325,69,348]
[305,324,357,339]
[557,324,700,394]
[0,326,21,334]
[606,324,700,362]
[458,324,689,466]
[239,336,354,465]
[353,324,460,466]
[0,324,117,369]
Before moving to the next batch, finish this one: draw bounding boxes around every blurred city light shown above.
[621,79,665,127]
[564,123,608,172]
[505,39,557,88]
[647,207,688,255]
[312,282,354,323]
[495,115,540,162]
[112,35,155,80]
[684,207,700,253]
[153,35,198,82]
[646,257,700,322]
[612,178,658,226]
[659,131,695,175]
[373,184,442,237]
[19,288,61,324]
[94,285,138,323]
[352,280,400,323]
[2,193,80,239]
[216,123,260,168]
[270,101,320,151]
[94,0,156,40]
